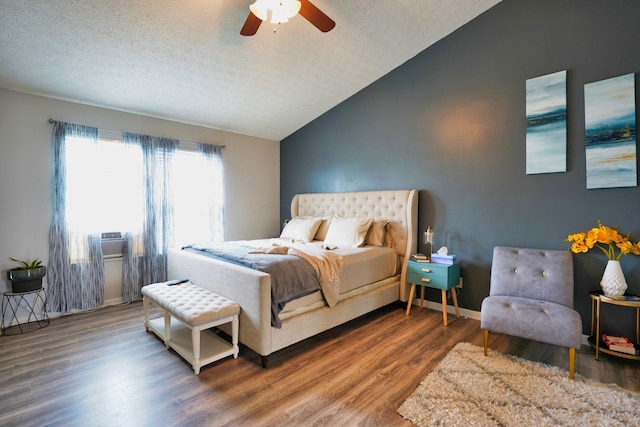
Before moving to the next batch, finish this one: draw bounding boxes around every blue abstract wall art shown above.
[526,70,567,174]
[584,73,637,189]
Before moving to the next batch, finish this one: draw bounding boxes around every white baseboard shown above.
[103,297,124,307]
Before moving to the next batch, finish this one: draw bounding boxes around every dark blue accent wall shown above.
[281,0,640,335]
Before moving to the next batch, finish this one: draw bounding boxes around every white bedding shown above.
[247,238,399,315]
[191,237,398,319]
[236,238,398,292]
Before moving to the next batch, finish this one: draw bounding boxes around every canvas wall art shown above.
[584,73,637,189]
[526,70,567,174]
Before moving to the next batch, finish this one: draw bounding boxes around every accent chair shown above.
[481,246,582,379]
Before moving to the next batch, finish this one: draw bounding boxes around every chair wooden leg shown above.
[483,329,489,356]
[568,347,576,379]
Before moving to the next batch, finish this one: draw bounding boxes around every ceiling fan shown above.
[240,0,336,36]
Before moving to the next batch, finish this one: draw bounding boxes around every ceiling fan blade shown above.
[299,0,336,32]
[240,11,262,36]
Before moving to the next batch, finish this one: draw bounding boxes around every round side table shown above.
[1,288,50,335]
[588,290,640,361]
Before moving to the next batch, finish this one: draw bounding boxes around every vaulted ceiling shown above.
[0,0,500,141]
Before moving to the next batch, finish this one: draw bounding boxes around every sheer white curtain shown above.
[121,133,178,302]
[48,122,105,314]
[120,135,225,302]
[198,143,225,244]
[48,123,225,307]
[171,144,225,247]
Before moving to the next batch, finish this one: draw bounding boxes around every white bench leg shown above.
[143,297,150,331]
[163,312,171,349]
[232,315,239,359]
[192,327,201,374]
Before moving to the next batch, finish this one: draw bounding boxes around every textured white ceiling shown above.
[0,0,500,141]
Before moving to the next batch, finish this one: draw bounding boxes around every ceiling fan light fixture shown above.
[249,0,301,24]
[249,0,269,21]
[282,0,302,19]
[241,0,333,36]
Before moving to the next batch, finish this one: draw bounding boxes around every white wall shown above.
[0,88,281,298]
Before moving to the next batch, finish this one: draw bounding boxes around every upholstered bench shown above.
[142,280,240,374]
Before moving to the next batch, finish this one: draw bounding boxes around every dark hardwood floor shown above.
[1,301,638,427]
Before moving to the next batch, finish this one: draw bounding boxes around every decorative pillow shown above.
[384,224,394,248]
[314,217,332,241]
[323,217,374,248]
[280,217,322,242]
[297,216,332,241]
[365,220,389,247]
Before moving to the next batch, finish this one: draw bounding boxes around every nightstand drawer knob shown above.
[421,278,431,283]
[421,268,432,273]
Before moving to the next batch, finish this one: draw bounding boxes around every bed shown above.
[167,189,418,367]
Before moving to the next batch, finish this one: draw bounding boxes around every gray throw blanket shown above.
[182,243,319,328]
[248,243,343,308]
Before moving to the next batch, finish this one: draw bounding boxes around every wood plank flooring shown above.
[1,301,638,427]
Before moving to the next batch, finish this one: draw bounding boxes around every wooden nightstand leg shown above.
[405,284,416,315]
[451,289,460,318]
[420,286,425,308]
[441,289,448,326]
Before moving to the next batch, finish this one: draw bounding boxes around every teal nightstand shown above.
[405,260,461,326]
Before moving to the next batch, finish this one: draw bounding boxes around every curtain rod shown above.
[48,118,226,149]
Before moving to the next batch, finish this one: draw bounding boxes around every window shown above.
[64,134,224,250]
[65,136,143,235]
[171,147,224,247]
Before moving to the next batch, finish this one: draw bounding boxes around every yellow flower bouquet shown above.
[567,221,640,260]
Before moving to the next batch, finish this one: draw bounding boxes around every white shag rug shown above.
[398,342,640,426]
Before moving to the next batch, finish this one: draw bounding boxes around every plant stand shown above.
[1,288,50,335]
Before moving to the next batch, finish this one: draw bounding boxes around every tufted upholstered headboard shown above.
[291,189,418,299]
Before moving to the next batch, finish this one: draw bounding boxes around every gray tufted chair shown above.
[481,246,582,379]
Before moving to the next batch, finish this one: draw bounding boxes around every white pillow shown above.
[280,217,322,242]
[365,220,389,247]
[324,217,373,248]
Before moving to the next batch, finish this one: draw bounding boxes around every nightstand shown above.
[405,260,461,326]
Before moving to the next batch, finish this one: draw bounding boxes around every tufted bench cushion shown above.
[142,281,239,327]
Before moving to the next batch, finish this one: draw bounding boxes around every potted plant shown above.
[7,257,46,293]
[567,221,640,296]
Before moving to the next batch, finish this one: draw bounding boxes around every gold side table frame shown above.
[589,291,640,361]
